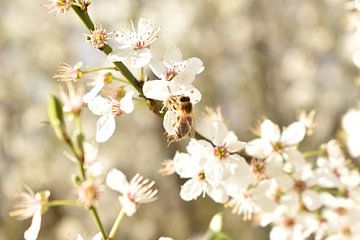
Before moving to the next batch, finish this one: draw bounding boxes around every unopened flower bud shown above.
[72,174,82,186]
[72,129,85,160]
[115,87,126,100]
[283,162,294,174]
[48,95,67,141]
[209,212,224,232]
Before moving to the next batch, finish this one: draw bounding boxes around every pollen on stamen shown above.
[214,145,230,160]
[111,103,122,117]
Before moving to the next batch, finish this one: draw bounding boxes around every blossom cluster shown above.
[168,111,360,240]
[10,1,360,240]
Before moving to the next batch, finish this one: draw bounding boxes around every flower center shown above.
[111,102,122,117]
[342,227,352,237]
[336,207,347,216]
[283,216,295,228]
[251,159,267,180]
[127,192,137,203]
[272,142,283,152]
[165,69,177,81]
[134,40,147,49]
[102,72,113,84]
[198,172,206,181]
[214,145,229,160]
[293,180,307,193]
[85,185,96,200]
[91,28,108,49]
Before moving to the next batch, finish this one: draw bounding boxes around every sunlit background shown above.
[1,0,359,239]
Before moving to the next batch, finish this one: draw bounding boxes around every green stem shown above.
[75,113,83,134]
[63,114,106,239]
[112,76,130,84]
[71,2,83,8]
[90,206,107,240]
[65,137,86,180]
[83,67,117,74]
[303,150,321,158]
[47,200,82,207]
[140,67,145,81]
[108,209,125,239]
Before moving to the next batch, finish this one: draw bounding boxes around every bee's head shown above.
[181,102,193,114]
[179,96,190,103]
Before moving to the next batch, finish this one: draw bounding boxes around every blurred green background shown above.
[1,0,359,239]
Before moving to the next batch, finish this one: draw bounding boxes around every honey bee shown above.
[165,95,195,144]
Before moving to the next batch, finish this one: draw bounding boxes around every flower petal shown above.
[96,114,116,143]
[245,139,273,159]
[261,119,281,143]
[92,233,103,240]
[143,80,170,101]
[209,120,228,145]
[186,139,213,158]
[173,72,195,86]
[119,195,137,216]
[302,189,322,211]
[224,156,256,194]
[184,85,201,104]
[106,168,129,194]
[207,184,228,203]
[76,234,84,240]
[108,48,132,62]
[24,208,41,240]
[280,122,306,146]
[120,91,135,113]
[180,179,205,201]
[204,160,227,186]
[224,131,245,152]
[185,57,204,74]
[173,152,201,178]
[149,59,166,79]
[164,46,182,63]
[130,48,152,68]
[284,149,306,172]
[88,95,111,116]
[83,82,105,104]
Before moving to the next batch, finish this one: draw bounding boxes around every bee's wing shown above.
[163,110,177,135]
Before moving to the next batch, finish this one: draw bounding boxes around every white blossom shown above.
[87,91,134,142]
[225,170,277,220]
[150,46,204,84]
[316,140,360,188]
[143,78,201,105]
[53,62,83,82]
[278,163,322,212]
[45,0,71,15]
[106,169,158,216]
[109,18,160,68]
[194,120,246,185]
[246,119,306,162]
[9,188,50,240]
[83,142,103,176]
[173,139,229,203]
[269,208,319,240]
[83,72,113,104]
[76,233,102,240]
[342,108,360,158]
